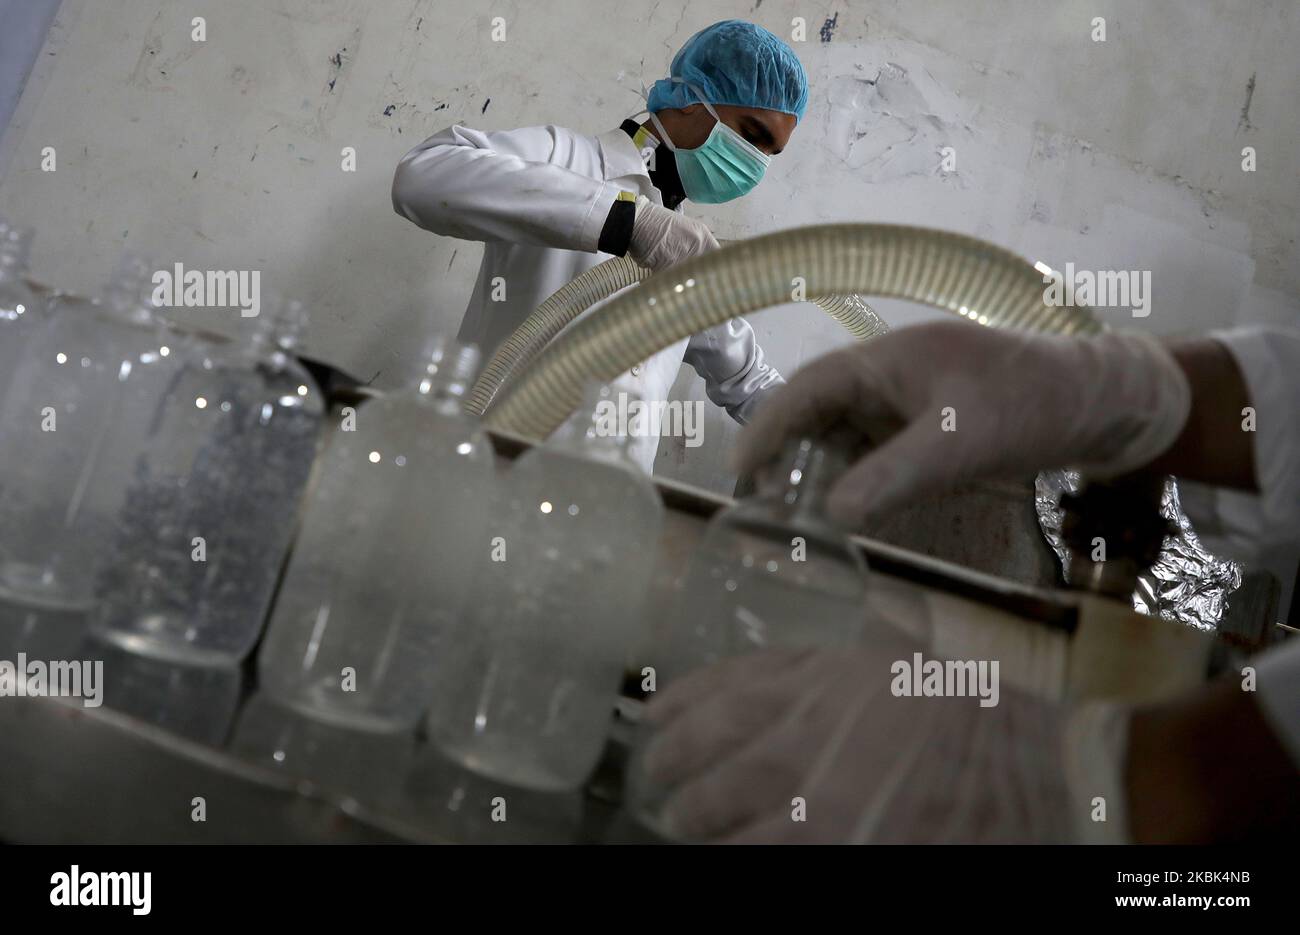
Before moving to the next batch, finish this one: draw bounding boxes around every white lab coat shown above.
[1180,327,1300,767]
[391,123,783,472]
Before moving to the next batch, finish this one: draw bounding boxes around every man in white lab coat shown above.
[391,20,809,471]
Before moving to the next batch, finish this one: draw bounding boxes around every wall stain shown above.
[1237,72,1256,132]
[327,47,347,93]
[129,6,203,92]
[820,13,838,43]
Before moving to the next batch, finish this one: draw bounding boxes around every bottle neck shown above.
[410,365,473,416]
[251,297,307,365]
[234,332,294,377]
[417,386,468,416]
[0,256,23,284]
[754,438,845,526]
[550,394,641,468]
[402,339,479,417]
[0,226,32,284]
[244,319,295,361]
[555,424,638,466]
[102,282,158,326]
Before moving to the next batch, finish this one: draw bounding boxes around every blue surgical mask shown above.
[645,80,771,204]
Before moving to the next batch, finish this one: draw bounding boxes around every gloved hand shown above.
[628,195,719,271]
[733,320,1192,528]
[634,642,1085,844]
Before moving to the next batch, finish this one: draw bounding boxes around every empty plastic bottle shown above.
[425,384,664,792]
[90,295,325,664]
[659,435,870,682]
[0,256,192,612]
[0,219,42,402]
[255,337,496,733]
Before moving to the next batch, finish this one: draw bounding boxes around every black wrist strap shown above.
[598,191,637,256]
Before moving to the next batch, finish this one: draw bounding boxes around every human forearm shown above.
[1126,678,1299,843]
[391,126,616,251]
[1145,338,1257,490]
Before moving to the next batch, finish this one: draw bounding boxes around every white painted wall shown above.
[1,0,1296,497]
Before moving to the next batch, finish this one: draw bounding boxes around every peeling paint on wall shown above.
[824,62,974,185]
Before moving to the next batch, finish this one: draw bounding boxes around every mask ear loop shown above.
[654,79,721,150]
[637,78,719,152]
[646,111,677,152]
[632,82,678,152]
[680,81,726,127]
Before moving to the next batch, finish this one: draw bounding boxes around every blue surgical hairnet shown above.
[646,20,809,122]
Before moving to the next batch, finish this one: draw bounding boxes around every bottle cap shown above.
[416,335,481,396]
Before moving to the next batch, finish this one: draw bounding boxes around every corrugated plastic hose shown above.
[814,291,891,340]
[464,256,889,417]
[465,257,649,417]
[485,224,1101,440]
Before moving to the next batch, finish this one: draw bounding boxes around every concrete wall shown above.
[1,0,1296,497]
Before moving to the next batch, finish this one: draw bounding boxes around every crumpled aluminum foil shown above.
[1035,470,1242,631]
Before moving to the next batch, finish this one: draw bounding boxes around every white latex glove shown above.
[635,642,1084,844]
[733,320,1192,528]
[628,195,718,271]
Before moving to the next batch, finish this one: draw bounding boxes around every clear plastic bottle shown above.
[659,436,870,682]
[0,219,42,402]
[90,296,325,664]
[629,436,870,838]
[425,384,664,792]
[255,337,496,732]
[0,255,190,612]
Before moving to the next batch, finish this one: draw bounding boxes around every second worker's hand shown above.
[638,641,1074,844]
[731,320,1194,529]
